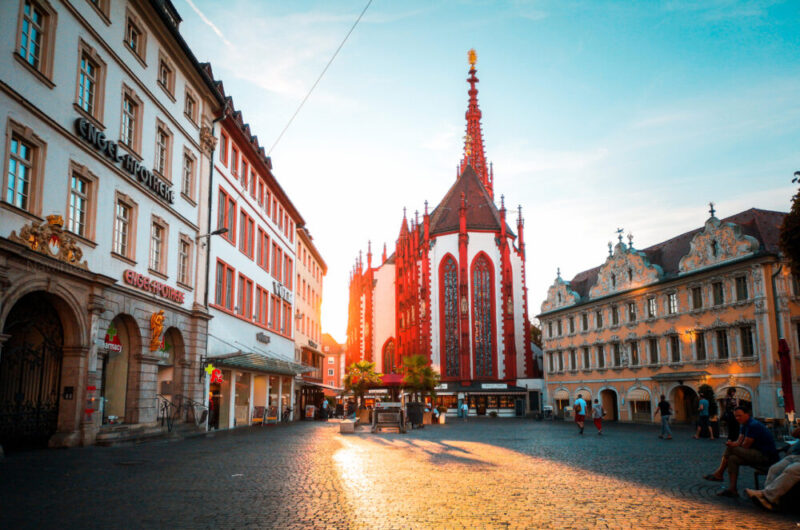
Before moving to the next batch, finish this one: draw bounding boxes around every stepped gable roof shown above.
[566,208,786,298]
[428,164,514,237]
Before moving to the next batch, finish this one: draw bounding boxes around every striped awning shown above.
[553,388,569,400]
[574,389,591,401]
[627,388,650,401]
[715,386,753,402]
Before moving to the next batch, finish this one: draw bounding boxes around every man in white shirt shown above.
[574,393,587,435]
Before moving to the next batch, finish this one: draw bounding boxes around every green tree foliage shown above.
[530,323,542,349]
[343,360,382,409]
[402,354,441,402]
[779,172,800,273]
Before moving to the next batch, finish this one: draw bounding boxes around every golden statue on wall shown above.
[149,310,165,351]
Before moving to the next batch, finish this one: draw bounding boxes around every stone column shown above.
[50,345,89,448]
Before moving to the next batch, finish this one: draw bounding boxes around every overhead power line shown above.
[268,0,373,156]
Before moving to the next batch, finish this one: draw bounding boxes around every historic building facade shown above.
[539,207,800,423]
[0,0,223,448]
[346,52,542,416]
[321,333,344,395]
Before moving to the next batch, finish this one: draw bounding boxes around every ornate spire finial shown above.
[468,48,477,67]
[608,241,613,256]
[459,49,491,197]
[616,227,624,244]
[424,200,429,215]
[627,232,634,248]
[403,206,407,219]
[500,194,505,210]
[709,201,716,218]
[557,267,561,279]
[415,210,419,225]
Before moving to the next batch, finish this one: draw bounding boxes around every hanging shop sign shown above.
[481,383,507,390]
[103,322,123,353]
[75,117,175,204]
[205,363,224,384]
[256,332,271,344]
[123,270,185,304]
[272,281,293,304]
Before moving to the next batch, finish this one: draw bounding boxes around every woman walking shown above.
[592,399,604,435]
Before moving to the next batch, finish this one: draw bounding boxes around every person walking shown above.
[722,387,740,441]
[592,398,604,435]
[694,394,715,440]
[574,393,587,435]
[654,394,673,440]
[461,400,469,422]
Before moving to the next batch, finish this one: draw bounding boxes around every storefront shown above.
[432,382,528,417]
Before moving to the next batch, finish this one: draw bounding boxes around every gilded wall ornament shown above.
[8,215,88,269]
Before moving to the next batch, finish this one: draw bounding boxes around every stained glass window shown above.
[441,256,459,377]
[471,255,494,377]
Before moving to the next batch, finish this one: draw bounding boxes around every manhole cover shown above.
[115,460,147,466]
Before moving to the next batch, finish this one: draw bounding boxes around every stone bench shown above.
[339,420,356,434]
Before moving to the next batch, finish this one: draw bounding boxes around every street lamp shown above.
[196,227,228,241]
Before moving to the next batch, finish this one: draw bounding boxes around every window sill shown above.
[123,43,147,69]
[13,53,55,89]
[0,201,43,222]
[87,0,111,25]
[65,230,97,248]
[118,140,142,161]
[184,113,199,129]
[180,192,197,207]
[158,82,176,103]
[73,103,105,131]
[111,251,136,267]
[176,281,193,292]
[148,268,168,281]
[153,169,172,186]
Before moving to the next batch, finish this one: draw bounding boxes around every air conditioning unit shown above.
[160,380,173,395]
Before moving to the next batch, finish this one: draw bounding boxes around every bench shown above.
[339,419,356,434]
[252,406,266,426]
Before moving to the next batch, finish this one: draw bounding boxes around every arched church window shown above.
[711,240,719,257]
[471,254,495,377]
[611,273,616,288]
[440,256,459,377]
[383,339,395,374]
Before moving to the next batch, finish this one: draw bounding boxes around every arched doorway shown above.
[382,338,396,374]
[671,385,699,424]
[600,388,619,421]
[156,328,184,402]
[0,292,64,450]
[100,315,140,424]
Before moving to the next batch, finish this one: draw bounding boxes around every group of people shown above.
[573,394,605,435]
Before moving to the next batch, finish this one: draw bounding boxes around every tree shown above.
[779,172,800,273]
[402,354,441,402]
[529,322,542,349]
[343,360,382,409]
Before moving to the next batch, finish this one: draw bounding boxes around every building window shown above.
[238,211,254,259]
[628,302,636,322]
[735,276,748,301]
[112,195,136,259]
[611,305,619,326]
[471,254,495,378]
[237,274,253,318]
[548,353,554,373]
[149,218,167,275]
[255,286,269,326]
[582,347,590,369]
[740,326,754,357]
[181,150,195,200]
[647,297,657,318]
[120,92,139,150]
[327,369,334,376]
[220,133,229,165]
[67,166,96,239]
[178,235,192,287]
[154,122,172,179]
[597,345,605,369]
[692,286,702,310]
[78,54,98,116]
[215,260,235,311]
[217,188,236,244]
[17,0,56,82]
[557,319,563,336]
[557,351,563,372]
[284,257,293,289]
[272,243,282,283]
[231,147,239,178]
[184,91,198,124]
[568,316,575,334]
[716,329,729,359]
[570,349,577,370]
[124,9,147,63]
[5,134,34,211]
[440,256,458,378]
[669,335,680,363]
[667,293,678,315]
[157,53,175,97]
[712,281,724,306]
[258,229,270,271]
[595,310,603,329]
[328,357,334,364]
[629,341,639,366]
[240,159,248,189]
[581,313,588,331]
[792,274,800,296]
[648,338,659,364]
[547,321,553,338]
[613,342,622,367]
[695,331,706,361]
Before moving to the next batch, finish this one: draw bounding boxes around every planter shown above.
[357,409,371,425]
[423,411,433,425]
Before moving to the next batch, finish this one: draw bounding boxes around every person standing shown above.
[574,393,587,435]
[694,394,714,440]
[723,388,740,441]
[654,394,673,440]
[461,400,469,422]
[592,398,604,435]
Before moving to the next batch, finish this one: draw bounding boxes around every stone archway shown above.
[670,385,699,424]
[600,388,619,421]
[156,327,185,403]
[100,314,141,425]
[382,338,396,374]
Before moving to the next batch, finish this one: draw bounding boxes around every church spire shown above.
[459,49,492,198]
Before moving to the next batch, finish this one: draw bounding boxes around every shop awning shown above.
[210,351,313,376]
[627,388,650,401]
[299,380,342,392]
[552,389,569,400]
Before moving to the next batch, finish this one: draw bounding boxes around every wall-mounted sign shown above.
[481,383,507,390]
[103,322,123,353]
[205,363,224,384]
[256,332,271,344]
[75,118,174,204]
[123,270,185,304]
[272,281,293,304]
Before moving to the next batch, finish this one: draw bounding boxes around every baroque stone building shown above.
[538,206,799,423]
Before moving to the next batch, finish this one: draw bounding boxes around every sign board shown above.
[272,281,293,304]
[435,383,449,390]
[123,269,185,304]
[103,323,123,353]
[481,383,508,390]
[375,402,402,408]
[256,332,271,344]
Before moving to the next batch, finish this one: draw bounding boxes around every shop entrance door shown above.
[0,293,64,450]
[474,395,487,415]
[209,383,221,429]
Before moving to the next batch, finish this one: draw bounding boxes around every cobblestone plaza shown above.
[1,420,796,529]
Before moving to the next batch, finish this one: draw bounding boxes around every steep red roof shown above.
[428,164,514,237]
[566,208,787,298]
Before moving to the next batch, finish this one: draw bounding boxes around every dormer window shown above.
[628,268,633,282]
[557,292,562,303]
[711,239,719,257]
[611,273,616,288]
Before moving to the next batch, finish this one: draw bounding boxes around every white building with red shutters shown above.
[346,52,543,416]
[204,91,308,429]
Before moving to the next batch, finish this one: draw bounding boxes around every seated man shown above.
[744,426,800,510]
[703,406,779,497]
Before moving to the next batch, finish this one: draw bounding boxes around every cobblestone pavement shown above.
[1,419,798,529]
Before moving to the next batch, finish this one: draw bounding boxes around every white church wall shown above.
[372,263,396,373]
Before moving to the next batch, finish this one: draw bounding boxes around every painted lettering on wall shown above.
[75,118,175,204]
[123,270,185,304]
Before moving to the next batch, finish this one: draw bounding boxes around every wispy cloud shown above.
[183,0,233,48]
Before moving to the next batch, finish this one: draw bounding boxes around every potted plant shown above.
[343,360,383,425]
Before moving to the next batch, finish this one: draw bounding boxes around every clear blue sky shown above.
[178,0,800,343]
